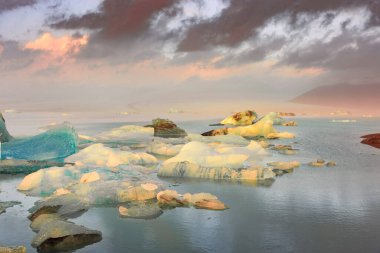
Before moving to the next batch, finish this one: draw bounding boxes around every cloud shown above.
[51,0,176,40]
[177,0,380,52]
[0,39,38,71]
[24,32,88,58]
[0,0,37,13]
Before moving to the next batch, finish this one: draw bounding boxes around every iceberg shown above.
[202,112,293,139]
[65,143,158,167]
[0,112,13,142]
[27,194,101,252]
[162,141,268,169]
[219,110,258,126]
[28,194,89,220]
[119,203,163,219]
[0,201,21,215]
[158,140,275,182]
[1,123,78,161]
[31,219,102,253]
[146,141,184,157]
[96,125,154,144]
[157,190,228,210]
[158,161,275,182]
[18,165,163,205]
[18,164,158,197]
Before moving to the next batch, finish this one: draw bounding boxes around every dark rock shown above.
[146,118,187,138]
[361,133,380,149]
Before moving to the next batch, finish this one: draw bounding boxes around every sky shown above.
[0,0,380,120]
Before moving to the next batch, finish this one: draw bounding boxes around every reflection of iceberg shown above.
[331,119,357,123]
[1,123,78,161]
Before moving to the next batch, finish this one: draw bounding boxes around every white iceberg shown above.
[162,141,268,169]
[18,165,162,205]
[65,143,158,167]
[146,142,184,157]
[96,125,154,144]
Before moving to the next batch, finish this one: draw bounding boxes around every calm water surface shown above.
[1,118,380,253]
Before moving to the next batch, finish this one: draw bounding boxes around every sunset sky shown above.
[1,0,380,119]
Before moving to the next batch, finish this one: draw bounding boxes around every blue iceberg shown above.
[1,123,78,161]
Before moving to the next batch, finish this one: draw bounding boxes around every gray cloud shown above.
[0,0,37,13]
[177,0,380,51]
[51,0,176,40]
[0,40,39,71]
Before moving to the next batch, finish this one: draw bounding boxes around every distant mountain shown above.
[291,83,380,113]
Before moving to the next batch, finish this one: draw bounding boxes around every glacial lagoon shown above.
[1,117,380,253]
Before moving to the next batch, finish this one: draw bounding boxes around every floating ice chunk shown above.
[202,112,293,138]
[164,142,247,169]
[31,219,102,252]
[158,161,275,182]
[97,125,154,144]
[146,142,183,157]
[1,123,78,161]
[227,112,278,137]
[18,165,162,205]
[157,190,228,210]
[186,133,250,146]
[80,171,100,183]
[28,194,90,221]
[30,213,66,232]
[220,110,258,125]
[267,132,295,139]
[0,201,21,215]
[267,161,301,175]
[65,143,158,167]
[18,164,158,197]
[163,141,267,169]
[54,188,71,196]
[118,203,163,219]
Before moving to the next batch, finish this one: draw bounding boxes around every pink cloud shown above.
[24,33,88,59]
